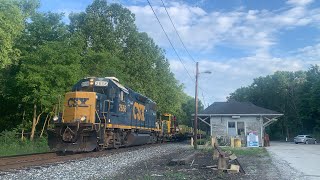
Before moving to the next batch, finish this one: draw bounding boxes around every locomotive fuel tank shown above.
[125,133,151,146]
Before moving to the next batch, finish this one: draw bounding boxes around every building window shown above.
[237,122,245,136]
[228,121,245,137]
[228,122,235,128]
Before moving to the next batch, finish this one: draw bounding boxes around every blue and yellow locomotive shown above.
[48,77,160,152]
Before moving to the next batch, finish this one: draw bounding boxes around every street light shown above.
[194,62,211,149]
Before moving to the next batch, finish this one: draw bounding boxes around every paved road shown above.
[267,141,320,180]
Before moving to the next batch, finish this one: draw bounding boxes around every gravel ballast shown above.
[0,143,189,180]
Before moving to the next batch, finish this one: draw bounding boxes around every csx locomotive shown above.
[48,77,175,153]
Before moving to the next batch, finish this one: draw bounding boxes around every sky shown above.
[39,0,320,107]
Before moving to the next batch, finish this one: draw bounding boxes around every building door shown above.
[237,122,245,143]
[228,121,237,136]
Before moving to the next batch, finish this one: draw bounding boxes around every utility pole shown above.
[194,62,199,149]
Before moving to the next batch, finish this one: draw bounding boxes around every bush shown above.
[0,130,50,157]
[197,137,211,145]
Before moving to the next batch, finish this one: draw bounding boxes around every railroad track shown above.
[0,143,162,172]
[0,152,59,172]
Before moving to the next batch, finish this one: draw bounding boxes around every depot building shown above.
[197,101,283,147]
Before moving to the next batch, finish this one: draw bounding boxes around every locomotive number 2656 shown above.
[119,104,127,112]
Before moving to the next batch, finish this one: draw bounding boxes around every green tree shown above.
[15,37,84,140]
[0,0,39,68]
[177,97,204,127]
[228,69,320,140]
[0,0,24,68]
[69,0,189,115]
[0,0,191,136]
[16,12,68,55]
[0,10,78,134]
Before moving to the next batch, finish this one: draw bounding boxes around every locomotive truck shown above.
[48,77,160,153]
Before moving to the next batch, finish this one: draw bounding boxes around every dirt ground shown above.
[112,146,285,180]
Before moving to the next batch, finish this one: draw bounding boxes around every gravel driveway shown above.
[267,141,320,180]
[0,143,189,180]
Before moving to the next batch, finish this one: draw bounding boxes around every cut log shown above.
[211,136,217,147]
[229,154,237,160]
[227,164,240,173]
[230,137,235,148]
[234,158,246,174]
[218,156,228,170]
[205,165,217,168]
[213,149,219,159]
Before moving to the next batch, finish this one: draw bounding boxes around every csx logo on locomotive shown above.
[68,98,89,107]
[133,102,145,121]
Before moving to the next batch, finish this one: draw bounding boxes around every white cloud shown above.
[169,40,320,104]
[286,0,314,6]
[170,51,316,104]
[128,0,320,56]
[127,0,320,104]
[296,43,320,61]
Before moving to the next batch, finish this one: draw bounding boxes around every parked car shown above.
[294,135,316,144]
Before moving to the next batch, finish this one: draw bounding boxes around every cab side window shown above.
[108,87,116,101]
[120,91,124,102]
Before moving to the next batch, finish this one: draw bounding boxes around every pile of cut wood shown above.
[212,138,245,174]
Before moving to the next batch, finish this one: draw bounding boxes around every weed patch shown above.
[0,130,49,157]
[221,147,268,156]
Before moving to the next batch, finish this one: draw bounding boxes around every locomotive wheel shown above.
[94,144,103,152]
[113,132,121,149]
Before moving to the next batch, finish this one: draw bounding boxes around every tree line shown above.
[228,66,320,140]
[0,0,200,136]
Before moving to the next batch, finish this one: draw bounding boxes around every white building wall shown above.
[210,116,263,146]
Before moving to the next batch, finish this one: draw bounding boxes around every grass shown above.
[164,172,187,180]
[221,146,268,156]
[197,145,269,157]
[197,138,208,145]
[0,130,50,157]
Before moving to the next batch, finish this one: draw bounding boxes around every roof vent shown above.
[105,77,119,82]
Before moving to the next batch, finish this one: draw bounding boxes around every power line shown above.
[147,0,213,105]
[160,0,196,63]
[160,0,213,104]
[146,0,195,81]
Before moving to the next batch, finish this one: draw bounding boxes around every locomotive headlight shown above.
[89,78,94,86]
[80,116,86,121]
[53,115,59,121]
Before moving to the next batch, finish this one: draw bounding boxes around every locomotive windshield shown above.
[78,86,93,92]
